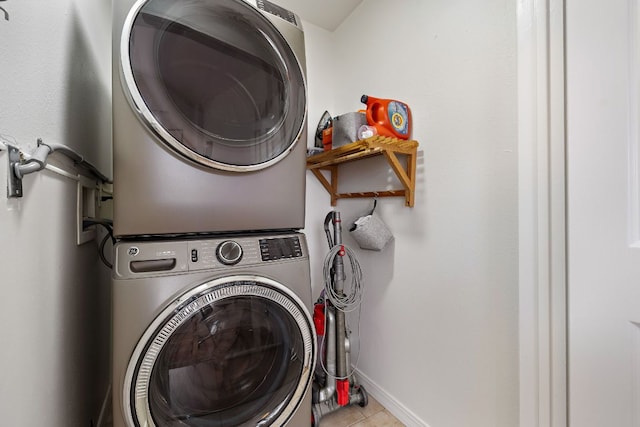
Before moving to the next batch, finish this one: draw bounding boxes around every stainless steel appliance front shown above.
[112,0,308,237]
[112,233,316,427]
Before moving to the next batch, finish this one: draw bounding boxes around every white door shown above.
[567,0,640,425]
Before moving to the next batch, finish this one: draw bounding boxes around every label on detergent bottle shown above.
[388,101,410,136]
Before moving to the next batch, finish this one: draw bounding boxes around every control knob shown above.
[216,240,243,265]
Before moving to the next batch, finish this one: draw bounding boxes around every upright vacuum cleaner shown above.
[312,211,368,426]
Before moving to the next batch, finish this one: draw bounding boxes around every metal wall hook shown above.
[13,138,51,179]
[6,139,50,198]
[6,144,22,197]
[6,138,111,198]
[0,0,9,21]
[368,196,378,215]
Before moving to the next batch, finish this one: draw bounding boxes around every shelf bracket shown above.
[6,144,23,198]
[310,167,338,206]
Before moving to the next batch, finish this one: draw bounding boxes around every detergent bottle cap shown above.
[360,95,368,104]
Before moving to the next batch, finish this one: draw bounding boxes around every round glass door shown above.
[125,277,315,427]
[121,0,307,171]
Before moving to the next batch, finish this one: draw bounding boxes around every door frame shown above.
[517,0,567,426]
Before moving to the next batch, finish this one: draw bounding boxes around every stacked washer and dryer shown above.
[111,1,315,426]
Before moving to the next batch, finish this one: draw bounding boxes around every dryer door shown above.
[124,276,315,427]
[121,0,306,171]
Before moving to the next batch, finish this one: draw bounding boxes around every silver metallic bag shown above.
[332,112,367,148]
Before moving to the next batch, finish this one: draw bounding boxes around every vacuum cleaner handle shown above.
[324,211,335,248]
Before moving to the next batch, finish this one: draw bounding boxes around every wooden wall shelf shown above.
[306,135,419,207]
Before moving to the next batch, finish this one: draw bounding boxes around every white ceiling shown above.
[270,0,363,31]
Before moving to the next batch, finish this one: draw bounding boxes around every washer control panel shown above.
[187,234,306,272]
[259,236,302,261]
[114,233,307,278]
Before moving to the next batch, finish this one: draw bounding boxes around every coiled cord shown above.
[322,244,363,312]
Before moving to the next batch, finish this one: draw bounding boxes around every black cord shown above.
[98,232,113,269]
[83,218,115,269]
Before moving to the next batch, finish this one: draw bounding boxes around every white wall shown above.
[303,1,519,426]
[0,1,517,425]
[0,1,112,426]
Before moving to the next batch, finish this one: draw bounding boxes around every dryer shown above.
[112,0,308,237]
[112,232,316,427]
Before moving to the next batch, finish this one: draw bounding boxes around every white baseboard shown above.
[354,369,430,427]
[96,383,112,427]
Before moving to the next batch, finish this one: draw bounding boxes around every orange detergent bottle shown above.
[361,95,412,140]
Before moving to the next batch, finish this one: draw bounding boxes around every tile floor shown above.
[318,396,405,427]
[104,395,404,427]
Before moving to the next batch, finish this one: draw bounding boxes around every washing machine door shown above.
[121,0,306,171]
[124,276,316,427]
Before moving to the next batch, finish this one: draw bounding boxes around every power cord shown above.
[83,218,115,269]
[322,244,363,312]
[319,243,364,380]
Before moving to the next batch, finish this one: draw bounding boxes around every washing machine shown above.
[112,0,308,237]
[112,232,316,427]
